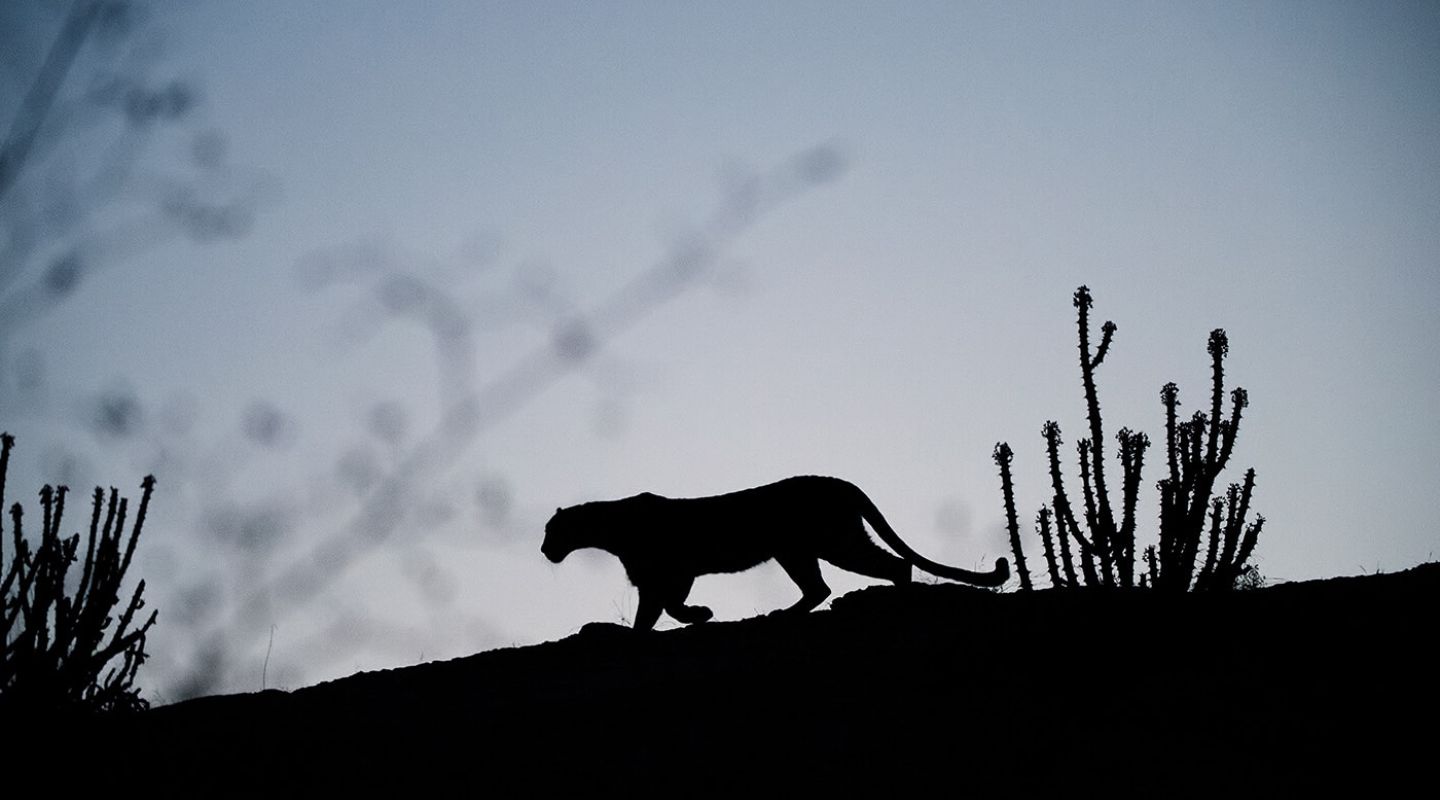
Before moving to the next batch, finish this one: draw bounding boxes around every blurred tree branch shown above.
[0,0,271,384]
[185,144,848,694]
[4,5,849,697]
[0,0,104,206]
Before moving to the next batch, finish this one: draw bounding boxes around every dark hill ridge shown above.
[58,564,1440,793]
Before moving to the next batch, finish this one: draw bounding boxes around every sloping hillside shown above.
[51,564,1440,793]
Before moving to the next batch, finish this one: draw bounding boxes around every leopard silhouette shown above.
[543,475,1010,630]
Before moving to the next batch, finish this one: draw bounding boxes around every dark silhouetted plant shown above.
[996,287,1264,592]
[1148,332,1265,592]
[993,443,1032,591]
[1,432,158,713]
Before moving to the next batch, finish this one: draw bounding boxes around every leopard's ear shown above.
[556,506,563,514]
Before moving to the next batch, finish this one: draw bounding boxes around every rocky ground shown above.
[38,563,1439,794]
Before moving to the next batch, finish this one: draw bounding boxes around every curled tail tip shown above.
[993,557,1011,586]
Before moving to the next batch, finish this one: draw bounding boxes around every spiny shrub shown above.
[995,287,1264,592]
[1,432,158,713]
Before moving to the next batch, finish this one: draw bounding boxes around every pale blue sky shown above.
[2,1,1437,698]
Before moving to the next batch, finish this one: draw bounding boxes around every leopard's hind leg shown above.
[822,524,912,585]
[774,552,832,614]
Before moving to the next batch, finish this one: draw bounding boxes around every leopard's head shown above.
[542,506,581,563]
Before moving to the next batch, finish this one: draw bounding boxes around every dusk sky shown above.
[2,1,1437,700]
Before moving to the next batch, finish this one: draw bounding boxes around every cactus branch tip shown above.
[993,442,1014,464]
[1208,329,1229,358]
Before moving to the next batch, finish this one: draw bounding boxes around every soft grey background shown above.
[2,1,1436,700]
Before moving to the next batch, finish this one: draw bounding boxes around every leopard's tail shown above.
[856,486,1010,587]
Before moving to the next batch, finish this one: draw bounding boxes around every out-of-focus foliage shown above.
[3,4,849,701]
[1,0,270,383]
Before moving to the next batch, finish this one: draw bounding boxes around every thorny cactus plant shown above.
[0,433,159,713]
[993,443,1032,591]
[995,287,1264,592]
[1151,331,1265,591]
